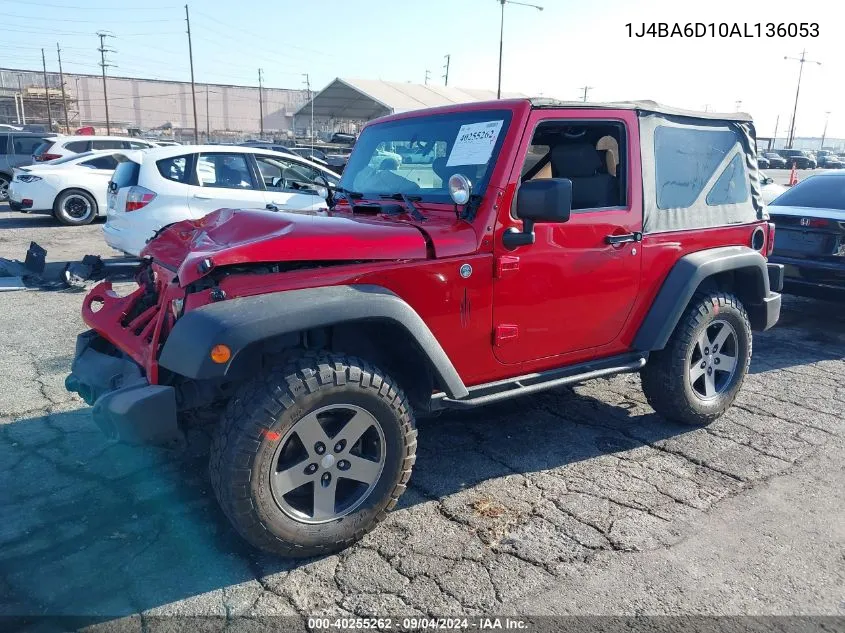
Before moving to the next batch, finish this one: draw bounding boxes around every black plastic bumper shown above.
[746,263,783,332]
[65,330,182,445]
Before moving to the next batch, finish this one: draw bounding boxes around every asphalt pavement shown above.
[0,206,843,630]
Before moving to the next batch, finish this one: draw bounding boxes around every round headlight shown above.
[448,173,472,205]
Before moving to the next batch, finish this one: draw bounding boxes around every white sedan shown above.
[104,145,340,256]
[7,151,122,225]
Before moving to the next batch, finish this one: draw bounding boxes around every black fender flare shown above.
[634,246,780,351]
[158,284,470,399]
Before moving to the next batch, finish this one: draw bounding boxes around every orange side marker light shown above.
[210,344,231,364]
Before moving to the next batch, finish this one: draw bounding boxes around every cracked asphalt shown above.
[1,209,844,630]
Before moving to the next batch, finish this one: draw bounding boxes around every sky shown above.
[1,0,842,138]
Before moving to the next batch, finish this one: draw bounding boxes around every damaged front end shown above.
[65,260,187,445]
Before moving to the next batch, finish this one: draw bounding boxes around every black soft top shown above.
[529,98,752,123]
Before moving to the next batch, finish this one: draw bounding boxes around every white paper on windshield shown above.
[446,120,504,167]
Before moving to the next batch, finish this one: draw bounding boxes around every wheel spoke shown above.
[272,462,313,495]
[342,455,382,485]
[714,353,736,374]
[333,410,374,448]
[703,371,717,397]
[312,478,338,520]
[712,323,733,350]
[696,329,711,354]
[294,412,331,456]
[689,363,706,383]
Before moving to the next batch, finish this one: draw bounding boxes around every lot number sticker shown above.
[446,120,504,166]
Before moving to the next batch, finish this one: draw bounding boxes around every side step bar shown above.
[432,353,647,410]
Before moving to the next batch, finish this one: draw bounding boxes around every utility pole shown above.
[773,114,779,147]
[735,99,742,112]
[206,84,210,140]
[303,73,313,153]
[443,54,450,86]
[57,43,70,133]
[184,4,199,143]
[258,68,265,139]
[17,74,26,125]
[785,49,822,148]
[580,86,593,102]
[497,0,543,99]
[820,111,831,148]
[424,69,431,86]
[41,49,53,131]
[96,32,115,134]
[703,104,710,112]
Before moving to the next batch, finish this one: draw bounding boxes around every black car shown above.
[768,172,845,300]
[778,149,816,169]
[758,155,770,169]
[816,151,843,169]
[761,152,787,169]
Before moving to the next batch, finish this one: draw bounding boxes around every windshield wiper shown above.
[379,193,425,221]
[337,187,363,200]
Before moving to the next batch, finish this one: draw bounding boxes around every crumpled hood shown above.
[142,207,435,286]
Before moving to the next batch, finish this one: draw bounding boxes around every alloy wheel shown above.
[0,176,9,202]
[688,319,739,400]
[269,404,386,524]
[63,194,92,220]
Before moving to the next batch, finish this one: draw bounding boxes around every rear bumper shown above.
[746,263,783,332]
[65,330,182,445]
[769,254,845,300]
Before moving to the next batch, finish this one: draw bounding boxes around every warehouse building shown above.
[0,67,307,140]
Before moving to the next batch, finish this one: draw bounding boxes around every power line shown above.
[3,0,178,9]
[2,14,177,24]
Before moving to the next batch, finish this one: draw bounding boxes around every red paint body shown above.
[81,99,770,389]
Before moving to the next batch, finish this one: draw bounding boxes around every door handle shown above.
[193,193,212,200]
[605,232,642,245]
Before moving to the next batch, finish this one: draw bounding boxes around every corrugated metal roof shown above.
[295,78,527,120]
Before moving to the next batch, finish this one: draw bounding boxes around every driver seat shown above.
[549,144,617,209]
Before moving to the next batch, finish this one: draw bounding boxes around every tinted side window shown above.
[81,155,119,170]
[65,140,90,153]
[0,135,8,155]
[654,127,743,209]
[92,140,125,150]
[157,155,191,183]
[111,161,140,189]
[197,153,256,189]
[13,136,47,155]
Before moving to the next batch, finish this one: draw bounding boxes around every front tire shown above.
[209,352,416,557]
[640,291,751,426]
[54,189,97,226]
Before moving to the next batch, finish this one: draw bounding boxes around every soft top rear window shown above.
[111,160,140,189]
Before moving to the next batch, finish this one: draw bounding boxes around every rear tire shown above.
[640,291,751,426]
[209,352,416,557]
[54,189,97,226]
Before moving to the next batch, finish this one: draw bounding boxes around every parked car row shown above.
[759,148,845,170]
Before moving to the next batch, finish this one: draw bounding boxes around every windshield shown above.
[770,175,845,210]
[339,110,512,202]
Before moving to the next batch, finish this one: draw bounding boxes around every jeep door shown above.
[492,110,643,364]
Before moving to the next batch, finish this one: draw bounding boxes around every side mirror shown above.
[503,178,573,249]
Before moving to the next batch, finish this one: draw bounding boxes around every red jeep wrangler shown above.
[66,99,782,556]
